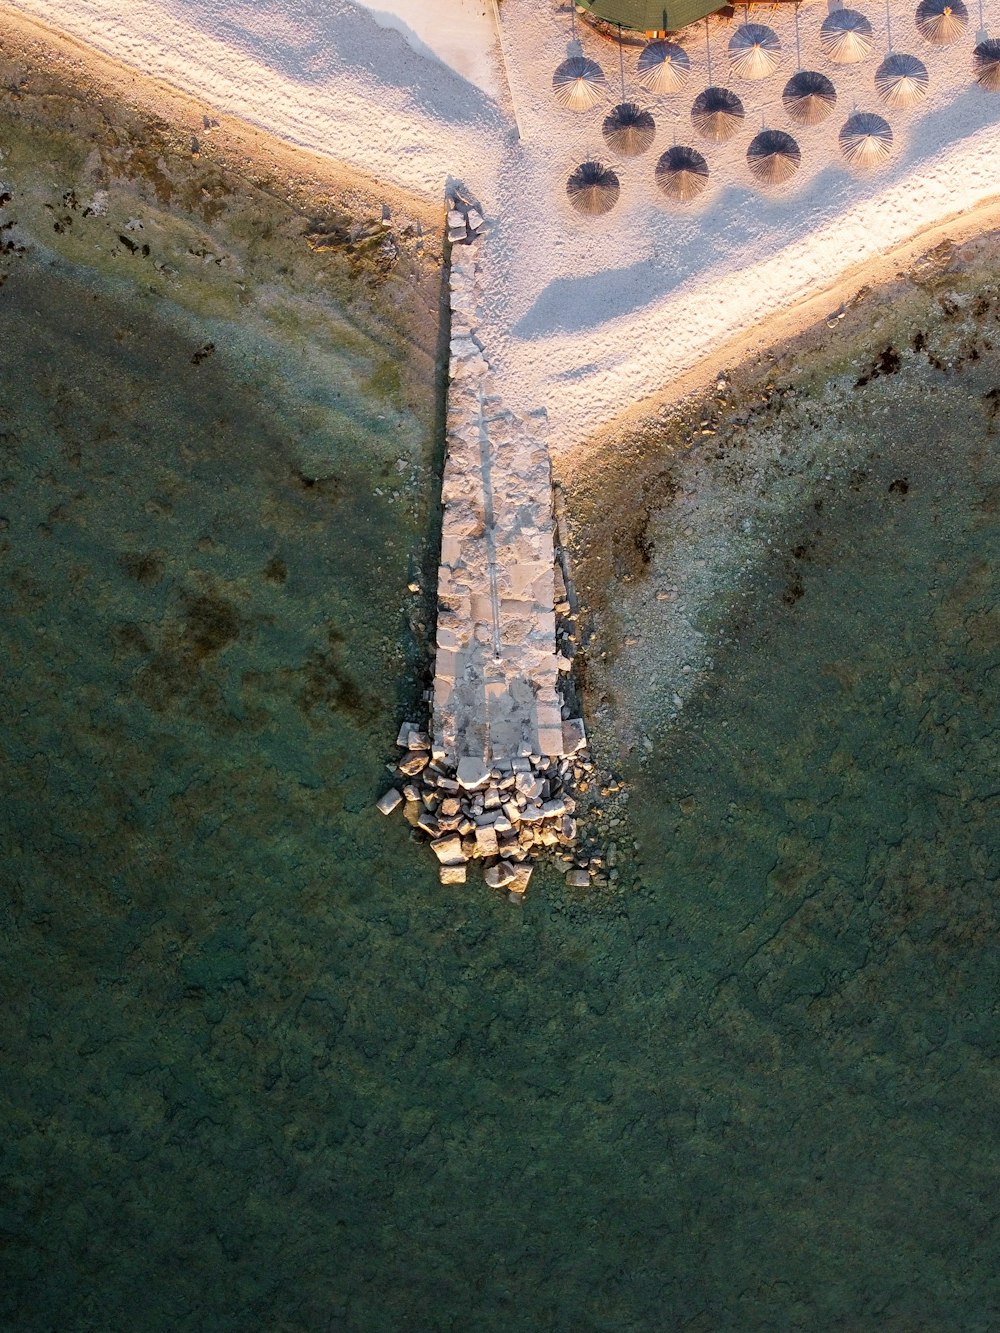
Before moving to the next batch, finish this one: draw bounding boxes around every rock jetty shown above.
[378,192,592,900]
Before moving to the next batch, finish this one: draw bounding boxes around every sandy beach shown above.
[6,0,1000,460]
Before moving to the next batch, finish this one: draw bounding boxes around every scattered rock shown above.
[509,864,533,894]
[457,757,490,789]
[381,726,598,898]
[566,867,590,888]
[398,752,429,777]
[562,718,587,754]
[475,825,499,858]
[376,788,402,816]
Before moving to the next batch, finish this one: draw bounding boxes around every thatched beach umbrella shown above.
[915,0,969,45]
[566,160,621,215]
[820,9,875,63]
[875,52,929,106]
[729,24,782,80]
[782,70,838,124]
[691,85,746,141]
[973,38,1000,91]
[603,102,657,155]
[747,129,802,185]
[637,40,691,93]
[839,111,894,167]
[655,145,710,202]
[553,56,607,111]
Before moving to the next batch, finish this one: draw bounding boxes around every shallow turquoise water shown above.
[2,247,998,1331]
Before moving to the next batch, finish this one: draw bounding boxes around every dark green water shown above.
[2,247,998,1331]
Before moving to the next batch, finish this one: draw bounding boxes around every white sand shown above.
[352,0,500,99]
[8,0,1000,452]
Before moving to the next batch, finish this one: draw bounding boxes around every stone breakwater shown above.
[378,197,591,899]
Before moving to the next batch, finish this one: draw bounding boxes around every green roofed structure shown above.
[575,0,723,36]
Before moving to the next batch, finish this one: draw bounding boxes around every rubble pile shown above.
[379,723,595,901]
[446,194,485,245]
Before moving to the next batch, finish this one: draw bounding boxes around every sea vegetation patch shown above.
[0,38,441,413]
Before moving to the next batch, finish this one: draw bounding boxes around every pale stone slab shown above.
[536,726,565,758]
[562,718,587,754]
[430,834,465,865]
[509,864,533,894]
[484,861,517,889]
[376,788,402,815]
[457,757,490,789]
[475,825,499,857]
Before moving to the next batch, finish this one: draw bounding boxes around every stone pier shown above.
[379,199,588,898]
[434,238,570,769]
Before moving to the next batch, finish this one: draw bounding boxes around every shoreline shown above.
[0,0,502,200]
[562,219,1000,772]
[0,4,442,230]
[7,0,1000,466]
[559,191,1000,484]
[7,2,1000,478]
[7,0,1000,744]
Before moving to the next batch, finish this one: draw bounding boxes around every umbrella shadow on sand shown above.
[510,78,1000,343]
[510,219,750,341]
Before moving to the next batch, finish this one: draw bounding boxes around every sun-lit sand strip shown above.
[1,0,505,198]
[490,129,1000,459]
[351,0,501,100]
